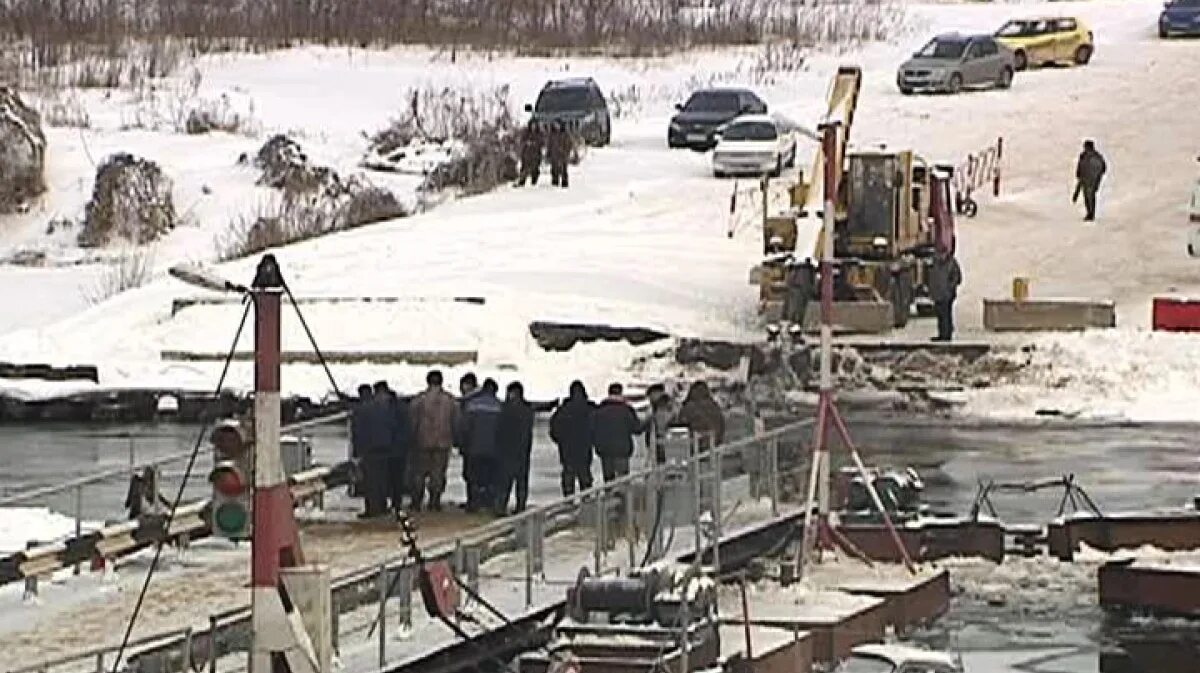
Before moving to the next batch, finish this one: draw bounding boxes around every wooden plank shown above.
[161,350,478,366]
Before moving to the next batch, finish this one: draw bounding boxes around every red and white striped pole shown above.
[993,136,1003,197]
[250,254,306,673]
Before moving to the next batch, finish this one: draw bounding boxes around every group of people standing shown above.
[516,120,573,189]
[350,372,727,519]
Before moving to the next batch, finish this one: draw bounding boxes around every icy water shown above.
[0,414,1197,671]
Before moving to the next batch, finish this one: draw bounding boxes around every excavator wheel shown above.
[887,270,913,329]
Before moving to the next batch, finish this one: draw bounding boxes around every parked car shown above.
[668,88,767,151]
[897,34,1016,95]
[994,16,1094,70]
[837,643,962,673]
[525,78,611,146]
[711,114,797,178]
[1160,0,1200,37]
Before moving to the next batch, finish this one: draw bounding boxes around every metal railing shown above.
[8,417,816,673]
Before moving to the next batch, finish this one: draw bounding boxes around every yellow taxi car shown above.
[994,17,1094,71]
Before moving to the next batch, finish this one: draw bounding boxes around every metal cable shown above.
[110,298,253,673]
[279,278,343,399]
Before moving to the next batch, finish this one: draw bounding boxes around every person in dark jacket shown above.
[550,380,596,496]
[355,386,394,518]
[783,257,816,326]
[350,384,373,461]
[591,383,643,482]
[460,378,502,512]
[676,381,725,452]
[495,381,535,515]
[516,121,544,187]
[644,384,677,465]
[547,121,572,189]
[928,248,963,342]
[456,372,479,508]
[1073,140,1107,222]
[374,381,412,516]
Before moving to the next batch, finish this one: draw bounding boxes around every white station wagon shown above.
[711,114,799,178]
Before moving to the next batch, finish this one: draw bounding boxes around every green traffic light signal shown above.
[214,501,249,536]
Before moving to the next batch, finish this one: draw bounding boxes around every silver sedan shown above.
[897,34,1016,95]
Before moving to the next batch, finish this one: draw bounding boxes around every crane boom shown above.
[793,66,862,262]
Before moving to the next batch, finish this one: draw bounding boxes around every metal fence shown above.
[9,417,816,673]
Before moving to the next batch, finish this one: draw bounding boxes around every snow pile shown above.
[962,330,1200,422]
[0,507,86,555]
[79,153,177,246]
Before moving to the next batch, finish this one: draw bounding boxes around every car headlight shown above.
[670,121,681,131]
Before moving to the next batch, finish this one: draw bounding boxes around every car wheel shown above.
[946,73,963,95]
[714,170,727,179]
[1074,45,1093,65]
[1159,26,1169,38]
[1013,50,1028,71]
[899,86,914,95]
[996,66,1014,90]
[599,119,612,146]
[887,271,913,329]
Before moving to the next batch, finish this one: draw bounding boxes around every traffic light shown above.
[210,461,252,540]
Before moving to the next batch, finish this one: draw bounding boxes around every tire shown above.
[1159,26,1169,39]
[887,271,913,328]
[714,170,727,179]
[1014,50,1028,71]
[996,66,1013,90]
[899,86,914,96]
[599,119,612,146]
[1074,45,1093,65]
[946,73,963,95]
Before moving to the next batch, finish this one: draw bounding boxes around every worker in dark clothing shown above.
[550,380,596,496]
[460,378,502,512]
[516,121,544,187]
[928,248,963,342]
[373,381,412,516]
[356,388,394,518]
[644,384,677,465]
[676,381,725,453]
[1073,140,1108,222]
[349,383,374,500]
[456,372,479,509]
[547,121,572,189]
[783,257,816,326]
[591,383,644,482]
[495,381,535,515]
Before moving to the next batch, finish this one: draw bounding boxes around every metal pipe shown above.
[377,563,388,667]
[73,485,83,576]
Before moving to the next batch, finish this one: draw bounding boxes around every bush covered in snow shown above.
[368,86,519,195]
[78,153,177,246]
[0,87,47,212]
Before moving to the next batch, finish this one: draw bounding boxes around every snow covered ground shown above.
[1,0,1199,421]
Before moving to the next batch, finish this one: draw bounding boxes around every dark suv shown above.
[525,78,612,146]
[668,88,767,150]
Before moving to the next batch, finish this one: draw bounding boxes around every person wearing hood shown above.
[676,381,725,453]
[354,384,394,518]
[591,382,645,482]
[455,372,479,508]
[549,380,596,496]
[460,377,502,512]
[1073,139,1107,222]
[495,381,535,515]
[373,380,412,516]
[644,383,677,465]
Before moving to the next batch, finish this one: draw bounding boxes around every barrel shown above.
[1012,277,1030,302]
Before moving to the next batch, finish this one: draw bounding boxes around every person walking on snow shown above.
[516,121,544,187]
[495,381,535,515]
[459,378,502,512]
[676,381,726,453]
[408,370,458,512]
[547,120,572,189]
[591,383,644,482]
[929,247,963,342]
[1073,139,1107,222]
[550,380,596,496]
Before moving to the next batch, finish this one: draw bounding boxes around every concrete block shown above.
[983,298,1116,332]
[802,301,893,334]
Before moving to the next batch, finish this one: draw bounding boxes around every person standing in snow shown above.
[495,381,535,515]
[549,380,596,496]
[1073,139,1107,222]
[547,121,572,189]
[516,121,544,187]
[591,383,644,482]
[676,381,725,453]
[455,372,479,508]
[929,247,963,342]
[460,378,502,512]
[373,381,412,516]
[356,386,394,518]
[644,384,677,465]
[408,370,458,511]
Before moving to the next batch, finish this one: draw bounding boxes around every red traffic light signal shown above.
[209,461,251,540]
[212,466,245,497]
